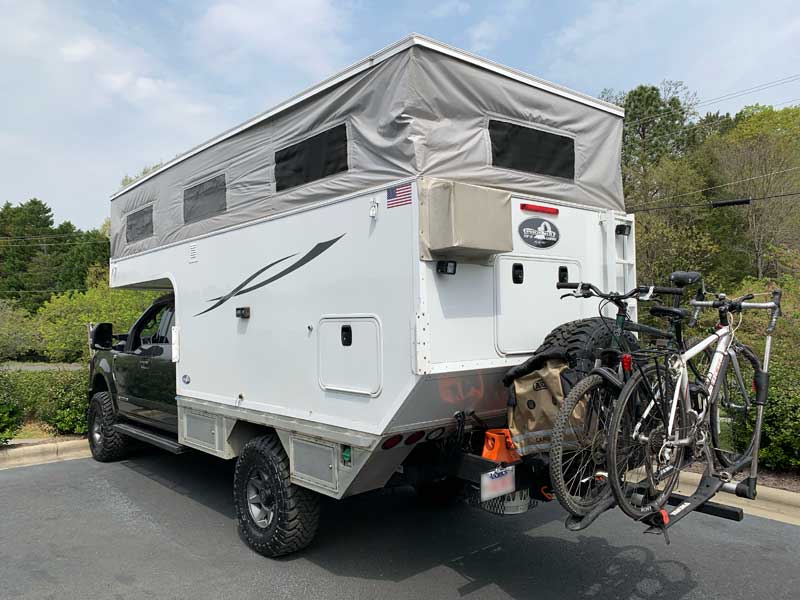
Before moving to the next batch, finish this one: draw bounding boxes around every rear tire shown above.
[607,365,685,520]
[87,391,130,462]
[234,434,321,557]
[550,374,613,517]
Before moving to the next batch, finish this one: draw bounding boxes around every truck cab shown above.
[90,294,177,433]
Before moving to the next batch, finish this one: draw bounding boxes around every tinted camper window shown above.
[184,174,227,224]
[489,120,574,180]
[126,206,153,242]
[275,124,348,191]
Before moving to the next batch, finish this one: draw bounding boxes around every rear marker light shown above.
[520,203,559,215]
[621,353,633,373]
[381,434,403,450]
[405,431,425,445]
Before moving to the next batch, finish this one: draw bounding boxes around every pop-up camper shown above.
[89,34,634,556]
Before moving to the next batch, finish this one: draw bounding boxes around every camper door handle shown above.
[512,263,524,284]
[140,359,151,370]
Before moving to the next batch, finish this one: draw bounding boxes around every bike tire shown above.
[711,343,761,470]
[550,374,614,517]
[607,363,686,520]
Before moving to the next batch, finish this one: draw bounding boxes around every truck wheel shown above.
[233,434,321,557]
[87,391,129,462]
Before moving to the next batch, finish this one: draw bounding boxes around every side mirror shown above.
[90,323,113,350]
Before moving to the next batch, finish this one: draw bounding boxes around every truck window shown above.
[488,119,574,180]
[183,174,227,224]
[136,305,173,349]
[275,123,348,192]
[125,205,154,242]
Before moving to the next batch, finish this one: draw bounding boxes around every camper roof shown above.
[110,35,625,260]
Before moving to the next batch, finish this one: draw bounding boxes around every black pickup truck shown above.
[87,294,181,460]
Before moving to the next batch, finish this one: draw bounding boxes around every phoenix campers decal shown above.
[518,218,559,249]
[196,234,344,316]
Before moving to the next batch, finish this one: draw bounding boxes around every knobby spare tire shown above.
[537,317,639,377]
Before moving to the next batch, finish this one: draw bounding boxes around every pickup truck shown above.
[87,294,180,460]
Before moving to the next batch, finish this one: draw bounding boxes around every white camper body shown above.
[107,35,633,499]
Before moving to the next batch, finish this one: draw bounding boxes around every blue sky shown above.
[1,0,799,229]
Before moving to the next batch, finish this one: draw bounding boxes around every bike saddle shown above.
[669,271,702,287]
[649,305,689,320]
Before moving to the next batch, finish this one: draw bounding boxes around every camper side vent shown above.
[188,243,198,263]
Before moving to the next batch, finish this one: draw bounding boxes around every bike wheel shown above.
[549,374,614,517]
[607,363,686,520]
[712,343,761,469]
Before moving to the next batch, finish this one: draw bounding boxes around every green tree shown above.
[0,300,42,360]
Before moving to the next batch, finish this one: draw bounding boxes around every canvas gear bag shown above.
[507,359,572,455]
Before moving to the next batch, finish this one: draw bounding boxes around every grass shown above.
[14,421,56,440]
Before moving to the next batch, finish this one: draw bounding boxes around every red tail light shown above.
[381,434,403,450]
[404,431,425,445]
[520,203,559,215]
[621,353,633,372]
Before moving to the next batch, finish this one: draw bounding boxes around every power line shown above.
[0,239,110,249]
[623,73,800,129]
[630,191,800,213]
[627,165,800,210]
[0,288,88,294]
[0,231,105,241]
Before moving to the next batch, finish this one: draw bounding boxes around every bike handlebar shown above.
[689,288,782,333]
[556,282,684,300]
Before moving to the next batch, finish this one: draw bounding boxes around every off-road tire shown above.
[550,374,613,517]
[87,391,130,462]
[539,317,638,377]
[234,434,321,557]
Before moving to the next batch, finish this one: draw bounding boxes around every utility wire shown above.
[630,191,800,213]
[627,165,800,210]
[0,288,88,294]
[0,239,110,249]
[623,73,800,129]
[0,231,106,241]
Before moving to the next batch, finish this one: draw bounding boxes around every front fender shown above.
[90,352,119,407]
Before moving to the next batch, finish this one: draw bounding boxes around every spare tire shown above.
[536,317,639,377]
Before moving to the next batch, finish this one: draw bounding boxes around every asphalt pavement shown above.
[1,450,798,600]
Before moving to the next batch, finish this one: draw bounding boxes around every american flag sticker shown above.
[387,183,412,208]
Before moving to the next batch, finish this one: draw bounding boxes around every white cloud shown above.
[466,0,529,53]
[432,0,470,19]
[0,0,231,228]
[60,38,97,62]
[192,0,352,80]
[540,0,800,105]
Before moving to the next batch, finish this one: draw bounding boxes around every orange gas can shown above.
[482,428,521,463]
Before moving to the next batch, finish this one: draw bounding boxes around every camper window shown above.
[275,124,348,192]
[488,119,574,180]
[184,174,227,224]
[126,206,154,243]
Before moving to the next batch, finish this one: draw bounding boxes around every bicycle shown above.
[606,285,782,525]
[548,279,689,519]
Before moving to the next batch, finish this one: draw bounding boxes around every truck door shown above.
[115,300,177,431]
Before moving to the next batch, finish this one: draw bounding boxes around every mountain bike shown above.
[548,279,689,519]
[606,286,782,525]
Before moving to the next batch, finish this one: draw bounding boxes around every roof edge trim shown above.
[110,34,623,201]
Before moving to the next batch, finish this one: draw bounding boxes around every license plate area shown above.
[480,465,515,502]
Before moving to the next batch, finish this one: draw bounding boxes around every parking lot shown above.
[1,450,799,600]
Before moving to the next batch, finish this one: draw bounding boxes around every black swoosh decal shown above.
[196,234,344,316]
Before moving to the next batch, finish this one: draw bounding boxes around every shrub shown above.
[0,368,89,436]
[0,300,43,360]
[36,268,158,362]
[0,376,24,444]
